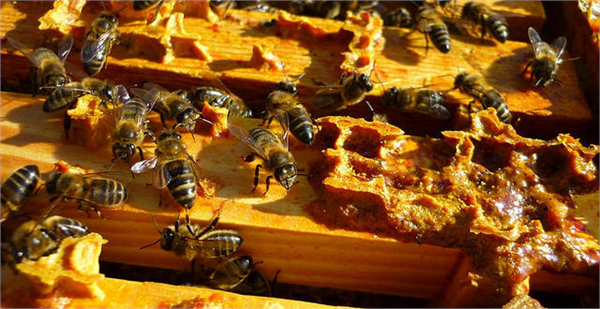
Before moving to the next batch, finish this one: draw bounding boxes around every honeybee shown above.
[383,7,413,28]
[193,78,254,119]
[43,169,129,219]
[414,6,451,53]
[312,70,374,113]
[452,72,511,123]
[230,271,274,296]
[460,2,508,43]
[228,122,298,194]
[204,255,254,290]
[111,97,155,171]
[131,129,210,225]
[383,87,450,120]
[131,83,206,136]
[1,165,40,222]
[1,216,89,265]
[289,1,379,20]
[142,213,243,261]
[6,35,73,94]
[43,77,129,112]
[265,72,314,145]
[522,27,567,88]
[81,11,120,76]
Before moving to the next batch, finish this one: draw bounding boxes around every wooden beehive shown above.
[1,1,598,308]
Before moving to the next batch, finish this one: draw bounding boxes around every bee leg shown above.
[424,31,430,56]
[263,175,273,196]
[159,113,167,129]
[252,164,262,192]
[266,116,275,129]
[521,61,532,76]
[468,100,475,113]
[185,208,194,235]
[479,14,486,41]
[196,212,220,238]
[137,147,145,161]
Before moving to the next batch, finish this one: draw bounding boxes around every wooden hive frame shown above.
[0,1,598,308]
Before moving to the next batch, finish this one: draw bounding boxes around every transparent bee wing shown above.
[273,108,290,148]
[527,27,543,55]
[421,104,451,120]
[552,36,567,63]
[188,153,203,182]
[129,87,149,99]
[81,32,111,63]
[131,157,158,175]
[227,120,268,160]
[6,37,42,68]
[143,82,169,92]
[157,161,173,189]
[40,85,93,94]
[312,87,343,109]
[64,62,89,80]
[114,84,131,105]
[57,34,74,65]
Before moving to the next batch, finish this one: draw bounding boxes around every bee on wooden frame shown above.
[141,212,243,261]
[460,1,508,43]
[312,64,375,113]
[522,27,567,88]
[413,5,451,54]
[228,119,301,195]
[81,11,120,76]
[6,35,73,95]
[265,67,314,145]
[1,165,40,222]
[451,72,511,124]
[131,128,210,226]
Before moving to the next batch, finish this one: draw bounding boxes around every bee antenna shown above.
[150,214,162,235]
[101,0,107,12]
[190,131,197,143]
[294,173,310,177]
[368,59,377,78]
[139,238,161,250]
[374,70,386,92]
[173,123,184,130]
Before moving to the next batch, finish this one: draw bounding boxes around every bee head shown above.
[99,12,118,25]
[358,73,374,91]
[233,255,254,273]
[533,66,556,88]
[160,227,176,251]
[45,74,69,87]
[176,109,200,131]
[454,72,469,89]
[112,143,136,163]
[158,130,182,142]
[275,164,297,190]
[275,81,297,94]
[45,171,63,195]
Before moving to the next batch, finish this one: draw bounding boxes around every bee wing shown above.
[81,32,111,63]
[552,36,567,63]
[312,86,343,109]
[57,34,74,65]
[527,27,543,55]
[156,160,173,189]
[273,108,290,145]
[130,87,159,107]
[420,104,451,120]
[6,37,42,67]
[131,157,158,175]
[114,84,131,106]
[143,82,168,92]
[227,120,268,160]
[188,153,203,182]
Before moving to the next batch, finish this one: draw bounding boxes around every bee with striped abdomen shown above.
[312,69,374,113]
[81,11,120,76]
[522,27,567,88]
[452,72,511,124]
[43,169,129,219]
[1,216,90,265]
[414,6,451,54]
[204,255,254,290]
[461,2,508,43]
[131,129,210,226]
[133,0,163,10]
[228,121,299,194]
[383,86,450,120]
[1,165,40,222]
[230,270,274,296]
[131,83,207,137]
[43,77,129,112]
[6,35,73,94]
[383,7,413,28]
[142,212,243,261]
[265,70,314,145]
[110,97,155,172]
